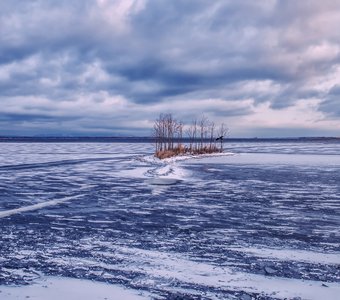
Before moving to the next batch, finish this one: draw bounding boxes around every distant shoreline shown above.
[0,136,339,143]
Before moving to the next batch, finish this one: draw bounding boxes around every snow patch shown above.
[228,246,340,265]
[0,195,83,219]
[48,245,340,300]
[0,276,150,300]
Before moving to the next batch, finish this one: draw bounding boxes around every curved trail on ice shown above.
[0,195,83,218]
[139,152,235,180]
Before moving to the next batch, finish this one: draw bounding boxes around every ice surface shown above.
[184,152,340,166]
[54,245,339,300]
[0,141,339,299]
[227,247,340,265]
[0,276,149,300]
[0,195,83,219]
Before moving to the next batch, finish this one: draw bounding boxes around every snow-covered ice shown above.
[0,195,84,219]
[0,276,150,300]
[226,247,340,265]
[0,141,339,299]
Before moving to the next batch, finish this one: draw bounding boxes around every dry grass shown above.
[155,145,222,159]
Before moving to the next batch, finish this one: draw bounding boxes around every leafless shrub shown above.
[153,114,228,159]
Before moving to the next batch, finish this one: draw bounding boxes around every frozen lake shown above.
[0,141,339,299]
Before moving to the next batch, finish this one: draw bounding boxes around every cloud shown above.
[319,85,340,118]
[0,0,340,136]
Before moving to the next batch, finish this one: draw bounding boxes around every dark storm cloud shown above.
[0,112,57,122]
[319,85,340,117]
[0,0,339,136]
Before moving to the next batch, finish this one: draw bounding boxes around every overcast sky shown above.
[1,0,340,137]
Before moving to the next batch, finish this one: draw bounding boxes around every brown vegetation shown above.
[153,114,228,159]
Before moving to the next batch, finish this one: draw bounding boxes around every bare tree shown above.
[153,118,161,152]
[176,121,183,150]
[217,123,229,151]
[153,114,165,152]
[208,121,215,150]
[192,118,198,151]
[199,115,208,151]
[186,123,194,151]
[153,114,229,159]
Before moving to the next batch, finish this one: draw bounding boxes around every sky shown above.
[0,0,340,137]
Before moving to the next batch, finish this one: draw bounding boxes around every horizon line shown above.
[0,136,339,140]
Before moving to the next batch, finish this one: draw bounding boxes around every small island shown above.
[153,113,228,159]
